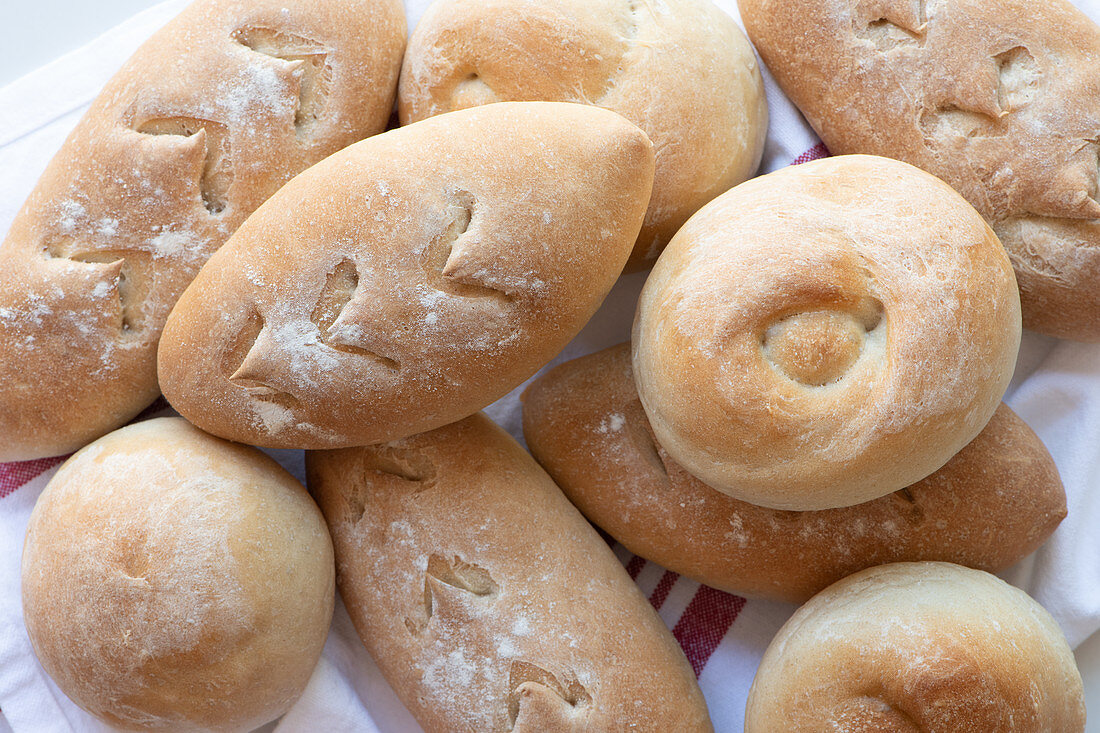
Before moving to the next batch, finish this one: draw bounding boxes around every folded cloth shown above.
[0,1,1097,731]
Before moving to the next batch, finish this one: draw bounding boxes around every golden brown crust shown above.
[521,343,1066,604]
[632,155,1021,510]
[0,0,406,460]
[740,0,1100,340]
[306,413,712,733]
[159,102,654,450]
[21,417,335,732]
[398,0,768,271]
[745,563,1086,732]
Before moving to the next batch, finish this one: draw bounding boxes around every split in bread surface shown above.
[0,0,407,461]
[21,417,335,732]
[160,101,655,450]
[399,0,768,270]
[745,562,1086,732]
[522,342,1066,604]
[632,154,1021,510]
[306,412,713,733]
[740,0,1100,340]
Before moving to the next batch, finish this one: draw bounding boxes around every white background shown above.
[2,1,1099,730]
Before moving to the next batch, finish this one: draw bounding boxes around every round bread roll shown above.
[399,0,768,271]
[745,562,1086,732]
[21,417,335,732]
[740,0,1100,341]
[633,155,1021,510]
[521,343,1066,603]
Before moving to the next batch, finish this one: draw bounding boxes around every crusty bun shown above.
[522,343,1066,603]
[745,562,1086,732]
[159,101,654,450]
[399,0,767,271]
[740,0,1100,341]
[633,155,1021,510]
[0,0,406,461]
[21,417,335,732]
[306,413,712,732]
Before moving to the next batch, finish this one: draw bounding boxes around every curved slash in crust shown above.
[233,26,333,137]
[423,192,512,302]
[404,554,498,635]
[42,237,147,335]
[311,257,401,369]
[854,0,928,51]
[508,660,591,729]
[137,117,233,215]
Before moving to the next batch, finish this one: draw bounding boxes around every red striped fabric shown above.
[0,456,65,500]
[650,570,680,611]
[792,141,830,165]
[673,586,748,677]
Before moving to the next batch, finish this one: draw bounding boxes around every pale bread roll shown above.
[399,0,768,270]
[740,0,1100,341]
[745,562,1086,732]
[522,343,1066,603]
[0,0,406,461]
[306,413,712,732]
[633,155,1021,510]
[21,417,335,732]
[159,102,654,450]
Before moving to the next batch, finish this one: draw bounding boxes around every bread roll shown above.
[633,155,1021,510]
[306,413,712,732]
[21,417,334,732]
[0,0,406,461]
[399,0,767,271]
[522,343,1066,603]
[740,0,1100,341]
[159,101,654,450]
[745,562,1086,732]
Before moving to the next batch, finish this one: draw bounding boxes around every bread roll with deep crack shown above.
[633,155,1021,510]
[0,0,406,461]
[522,343,1066,603]
[21,417,334,732]
[399,0,767,270]
[740,0,1100,341]
[745,562,1086,732]
[159,102,654,450]
[306,413,712,732]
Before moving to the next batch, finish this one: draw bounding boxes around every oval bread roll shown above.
[633,155,1021,510]
[522,343,1066,603]
[306,413,712,732]
[399,0,768,270]
[740,0,1100,341]
[0,0,406,461]
[745,562,1086,732]
[21,417,335,732]
[159,101,655,449]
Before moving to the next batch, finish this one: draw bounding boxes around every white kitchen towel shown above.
[0,1,1097,731]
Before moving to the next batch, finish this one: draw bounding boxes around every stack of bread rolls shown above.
[7,0,1094,730]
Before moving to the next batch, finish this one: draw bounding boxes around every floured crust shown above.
[745,562,1086,731]
[740,0,1100,340]
[398,0,768,270]
[306,413,712,733]
[633,155,1021,510]
[159,102,654,450]
[21,417,335,732]
[0,0,406,461]
[522,343,1066,603]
